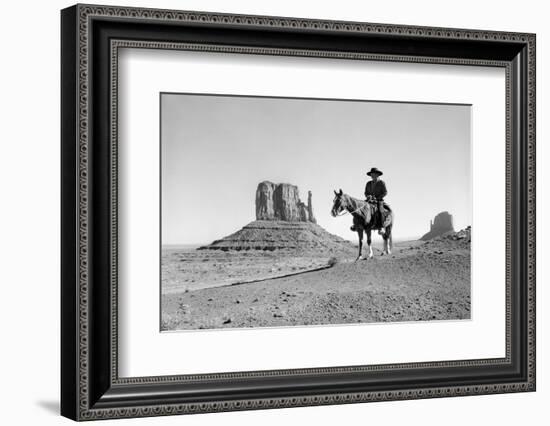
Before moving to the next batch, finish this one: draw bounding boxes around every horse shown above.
[330,189,394,261]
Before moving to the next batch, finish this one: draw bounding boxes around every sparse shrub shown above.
[327,257,338,267]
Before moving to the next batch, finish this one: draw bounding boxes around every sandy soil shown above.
[162,248,347,293]
[161,233,471,331]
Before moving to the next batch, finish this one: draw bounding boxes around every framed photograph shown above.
[61,4,536,421]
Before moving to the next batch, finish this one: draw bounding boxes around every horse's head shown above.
[331,189,346,217]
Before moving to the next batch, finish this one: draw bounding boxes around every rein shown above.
[336,199,369,217]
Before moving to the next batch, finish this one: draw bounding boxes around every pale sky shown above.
[161,93,471,245]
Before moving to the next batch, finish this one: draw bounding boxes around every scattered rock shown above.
[327,256,338,267]
[222,318,232,324]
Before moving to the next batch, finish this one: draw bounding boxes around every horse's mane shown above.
[341,193,372,223]
[341,193,362,205]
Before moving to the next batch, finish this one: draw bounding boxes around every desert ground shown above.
[162,247,338,293]
[161,229,471,331]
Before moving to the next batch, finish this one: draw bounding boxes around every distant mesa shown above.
[199,182,352,253]
[421,211,455,241]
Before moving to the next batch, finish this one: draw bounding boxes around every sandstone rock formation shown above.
[255,181,275,221]
[255,181,316,223]
[421,211,455,241]
[200,182,350,252]
[198,220,353,252]
[307,191,316,223]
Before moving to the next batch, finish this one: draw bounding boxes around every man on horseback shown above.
[331,186,394,260]
[364,167,388,235]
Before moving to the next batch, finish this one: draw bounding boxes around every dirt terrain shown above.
[162,248,345,293]
[162,220,357,293]
[161,229,471,331]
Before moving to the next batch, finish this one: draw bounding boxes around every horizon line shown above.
[162,235,426,247]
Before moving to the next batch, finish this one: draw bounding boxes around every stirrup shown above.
[350,225,357,232]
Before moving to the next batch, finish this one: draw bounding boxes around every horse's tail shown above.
[389,212,394,250]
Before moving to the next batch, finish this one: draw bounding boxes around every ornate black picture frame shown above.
[61,4,536,421]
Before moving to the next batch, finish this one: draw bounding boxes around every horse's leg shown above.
[355,229,364,261]
[366,229,373,259]
[382,235,391,255]
[386,226,393,255]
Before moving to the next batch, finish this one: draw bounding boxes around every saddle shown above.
[365,196,391,212]
[365,196,391,228]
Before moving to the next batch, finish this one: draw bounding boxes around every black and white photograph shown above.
[56,3,537,421]
[160,93,472,331]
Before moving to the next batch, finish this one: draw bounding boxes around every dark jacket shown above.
[364,179,388,200]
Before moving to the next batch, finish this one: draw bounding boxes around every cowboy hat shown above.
[366,167,383,176]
